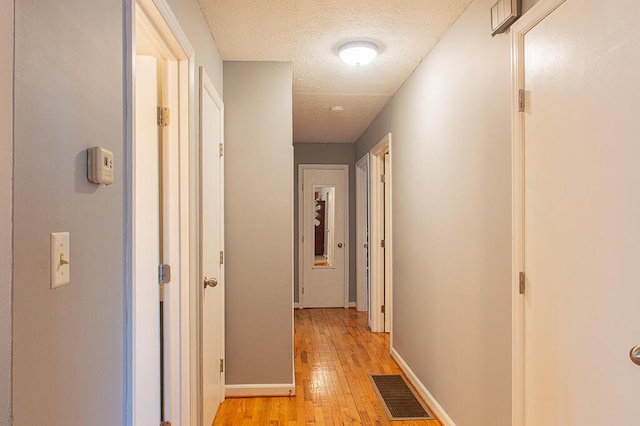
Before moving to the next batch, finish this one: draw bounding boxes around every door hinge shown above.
[380,174,385,183]
[219,143,224,157]
[519,271,526,294]
[381,239,385,248]
[518,89,525,113]
[302,287,304,295]
[157,107,170,127]
[159,264,171,284]
[381,305,385,314]
[220,251,224,265]
[220,359,224,373]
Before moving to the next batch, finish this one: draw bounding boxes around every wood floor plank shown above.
[213,308,441,425]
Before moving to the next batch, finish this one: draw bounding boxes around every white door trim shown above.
[369,134,392,333]
[355,154,370,312]
[510,1,567,425]
[298,164,350,309]
[126,0,195,424]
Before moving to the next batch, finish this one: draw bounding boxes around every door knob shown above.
[204,277,218,289]
[337,243,343,248]
[630,346,640,366]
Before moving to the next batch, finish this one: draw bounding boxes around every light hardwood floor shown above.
[213,308,441,425]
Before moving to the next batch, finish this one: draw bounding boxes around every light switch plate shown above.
[51,232,70,288]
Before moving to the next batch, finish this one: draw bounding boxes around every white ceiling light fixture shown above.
[338,41,379,66]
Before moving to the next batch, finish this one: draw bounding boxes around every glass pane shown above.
[313,185,335,268]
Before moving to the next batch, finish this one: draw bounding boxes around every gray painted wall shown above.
[167,0,223,93]
[523,0,541,13]
[224,62,294,385]
[12,1,126,424]
[0,0,13,423]
[293,143,356,304]
[355,0,515,424]
[11,1,223,425]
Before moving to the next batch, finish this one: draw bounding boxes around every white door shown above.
[368,134,391,332]
[200,68,224,426]
[521,0,640,424]
[383,152,391,332]
[355,155,370,313]
[133,54,161,426]
[302,168,347,307]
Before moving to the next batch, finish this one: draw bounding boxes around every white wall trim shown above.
[297,164,350,308]
[509,1,566,426]
[390,348,456,426]
[124,3,134,424]
[511,0,567,425]
[294,302,357,309]
[225,384,296,398]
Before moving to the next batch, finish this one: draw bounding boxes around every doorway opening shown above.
[129,0,194,424]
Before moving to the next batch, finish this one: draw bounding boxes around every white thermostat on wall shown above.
[88,146,114,185]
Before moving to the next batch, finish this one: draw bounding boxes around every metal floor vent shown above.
[369,374,435,421]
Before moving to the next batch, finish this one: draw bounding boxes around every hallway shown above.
[213,309,440,425]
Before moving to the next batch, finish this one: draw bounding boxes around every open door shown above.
[369,134,391,333]
[200,67,225,426]
[355,154,370,314]
[133,53,161,426]
[513,0,640,423]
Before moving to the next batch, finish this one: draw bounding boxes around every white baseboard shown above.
[225,383,296,397]
[390,347,456,426]
[294,302,355,309]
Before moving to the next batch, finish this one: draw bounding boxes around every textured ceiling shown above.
[198,0,472,143]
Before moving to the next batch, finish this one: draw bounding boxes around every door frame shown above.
[298,164,350,309]
[198,66,225,421]
[355,154,370,313]
[125,0,195,424]
[369,134,392,333]
[510,1,567,424]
